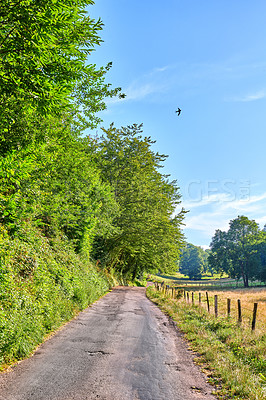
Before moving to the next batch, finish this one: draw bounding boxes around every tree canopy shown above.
[0,0,122,155]
[93,124,186,279]
[179,243,209,280]
[0,0,185,282]
[208,215,266,286]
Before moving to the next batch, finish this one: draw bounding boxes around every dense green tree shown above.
[250,231,266,283]
[0,115,119,256]
[0,0,118,112]
[202,248,215,275]
[0,0,122,154]
[28,132,118,253]
[179,243,207,280]
[208,229,229,275]
[93,124,186,279]
[0,0,123,251]
[0,0,186,284]
[209,216,261,287]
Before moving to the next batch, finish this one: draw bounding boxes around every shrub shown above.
[0,223,110,368]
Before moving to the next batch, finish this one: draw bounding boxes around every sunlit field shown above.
[182,287,266,333]
[147,285,266,400]
[150,272,266,331]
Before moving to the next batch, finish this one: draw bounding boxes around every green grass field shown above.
[149,272,265,289]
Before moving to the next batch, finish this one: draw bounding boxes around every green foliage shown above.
[0,0,119,114]
[0,148,36,230]
[0,117,119,258]
[0,0,122,156]
[93,123,186,279]
[28,128,118,251]
[0,0,122,254]
[179,243,208,280]
[209,216,266,287]
[0,223,110,367]
[0,0,186,370]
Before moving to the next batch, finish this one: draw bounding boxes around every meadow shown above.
[181,287,266,332]
[147,283,266,400]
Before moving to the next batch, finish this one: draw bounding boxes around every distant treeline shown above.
[179,216,266,286]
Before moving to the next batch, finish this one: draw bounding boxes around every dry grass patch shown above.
[185,287,266,333]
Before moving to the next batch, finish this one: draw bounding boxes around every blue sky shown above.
[88,0,266,248]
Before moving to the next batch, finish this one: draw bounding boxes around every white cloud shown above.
[123,82,162,101]
[229,90,266,102]
[179,191,266,246]
[183,191,266,213]
[106,59,266,108]
[183,192,234,210]
[105,66,173,106]
[152,65,172,73]
[184,212,231,236]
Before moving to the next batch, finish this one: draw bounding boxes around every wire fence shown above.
[154,282,266,332]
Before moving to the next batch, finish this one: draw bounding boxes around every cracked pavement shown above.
[0,287,217,400]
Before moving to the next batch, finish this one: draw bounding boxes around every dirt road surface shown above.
[0,287,216,400]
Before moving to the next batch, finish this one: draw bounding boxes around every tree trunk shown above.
[240,261,249,287]
[244,273,249,287]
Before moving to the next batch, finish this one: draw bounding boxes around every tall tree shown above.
[179,243,207,280]
[0,0,122,154]
[209,216,261,287]
[0,0,122,245]
[93,124,186,279]
[0,114,119,255]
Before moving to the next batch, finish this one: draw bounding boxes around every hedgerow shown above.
[0,223,110,368]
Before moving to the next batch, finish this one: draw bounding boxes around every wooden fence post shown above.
[187,292,189,303]
[227,298,231,317]
[184,290,186,300]
[237,299,242,324]
[199,292,201,306]
[206,291,210,312]
[252,303,258,331]
[214,295,218,317]
[192,292,194,305]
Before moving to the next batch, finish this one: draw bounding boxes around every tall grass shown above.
[147,286,266,400]
[0,224,112,370]
[187,287,266,332]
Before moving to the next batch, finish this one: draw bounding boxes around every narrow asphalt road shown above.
[0,287,216,400]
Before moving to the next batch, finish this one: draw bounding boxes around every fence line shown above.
[154,283,261,331]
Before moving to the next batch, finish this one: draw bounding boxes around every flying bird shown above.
[175,108,181,116]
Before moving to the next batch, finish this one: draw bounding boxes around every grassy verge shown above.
[0,224,114,371]
[146,286,266,400]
